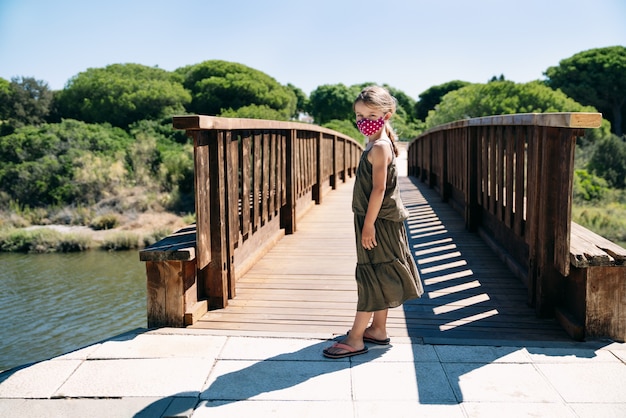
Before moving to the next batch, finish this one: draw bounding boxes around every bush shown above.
[0,228,93,253]
[100,232,139,251]
[573,169,609,203]
[90,214,120,230]
[589,135,626,189]
[572,203,626,247]
[142,227,173,247]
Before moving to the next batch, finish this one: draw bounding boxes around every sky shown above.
[1,0,625,99]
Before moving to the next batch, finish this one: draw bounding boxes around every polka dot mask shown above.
[356,117,385,137]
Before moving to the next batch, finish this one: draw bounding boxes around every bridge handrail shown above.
[140,115,362,326]
[407,112,603,318]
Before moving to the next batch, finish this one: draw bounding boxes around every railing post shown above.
[527,126,578,316]
[313,132,323,204]
[191,131,211,303]
[331,135,337,189]
[281,129,297,234]
[465,126,480,231]
[205,130,231,309]
[441,131,449,202]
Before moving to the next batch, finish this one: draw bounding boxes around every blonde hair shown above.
[353,85,399,156]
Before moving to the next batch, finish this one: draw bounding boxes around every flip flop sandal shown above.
[347,330,391,345]
[323,342,368,359]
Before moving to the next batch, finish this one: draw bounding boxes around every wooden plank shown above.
[513,125,525,237]
[139,225,196,262]
[570,222,626,267]
[252,132,261,232]
[240,134,251,238]
[192,131,211,274]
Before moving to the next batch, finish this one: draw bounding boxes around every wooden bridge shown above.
[140,113,626,343]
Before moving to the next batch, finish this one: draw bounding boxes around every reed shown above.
[0,228,94,253]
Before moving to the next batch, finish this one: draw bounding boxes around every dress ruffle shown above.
[354,215,424,312]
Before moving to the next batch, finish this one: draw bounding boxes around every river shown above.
[0,250,146,372]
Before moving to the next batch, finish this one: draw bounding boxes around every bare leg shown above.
[324,311,371,356]
[366,309,389,341]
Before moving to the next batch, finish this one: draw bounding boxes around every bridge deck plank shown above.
[190,173,571,344]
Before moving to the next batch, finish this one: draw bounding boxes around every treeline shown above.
[1,47,626,242]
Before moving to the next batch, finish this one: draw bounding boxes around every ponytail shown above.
[384,121,399,157]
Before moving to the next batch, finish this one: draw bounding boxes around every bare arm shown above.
[361,142,392,250]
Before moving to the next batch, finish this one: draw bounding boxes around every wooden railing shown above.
[140,116,362,327]
[408,112,626,342]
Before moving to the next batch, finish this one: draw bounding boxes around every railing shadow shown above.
[399,175,613,404]
[401,175,570,343]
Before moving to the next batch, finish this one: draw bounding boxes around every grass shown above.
[572,202,626,248]
[0,228,94,253]
[0,227,176,253]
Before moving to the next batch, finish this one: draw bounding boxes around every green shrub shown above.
[100,232,139,251]
[572,203,626,247]
[0,228,92,253]
[0,228,59,252]
[90,214,120,230]
[573,169,609,203]
[56,234,93,252]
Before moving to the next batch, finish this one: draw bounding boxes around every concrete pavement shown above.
[1,328,626,417]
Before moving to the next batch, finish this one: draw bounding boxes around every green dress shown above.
[352,139,424,312]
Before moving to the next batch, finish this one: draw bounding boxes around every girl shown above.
[323,85,424,359]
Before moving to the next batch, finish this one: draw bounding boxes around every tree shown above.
[307,83,359,125]
[415,80,470,121]
[54,64,191,128]
[220,104,289,121]
[287,83,308,119]
[322,119,361,143]
[0,76,53,134]
[545,46,626,136]
[309,83,423,140]
[383,84,417,122]
[0,120,133,206]
[0,78,11,133]
[425,80,600,129]
[176,60,297,120]
[588,135,626,189]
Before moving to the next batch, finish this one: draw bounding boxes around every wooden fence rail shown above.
[408,112,626,342]
[140,116,362,327]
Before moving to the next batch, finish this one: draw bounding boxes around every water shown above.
[0,251,147,372]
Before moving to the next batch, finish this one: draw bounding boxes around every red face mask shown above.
[356,117,385,136]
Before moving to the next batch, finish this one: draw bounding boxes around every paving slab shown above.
[89,333,228,360]
[0,359,82,398]
[524,346,624,363]
[55,358,211,398]
[442,362,563,403]
[200,359,352,401]
[351,361,457,403]
[352,342,439,362]
[569,403,626,418]
[0,397,177,418]
[217,336,331,361]
[434,344,532,363]
[461,402,576,418]
[536,362,626,403]
[192,400,354,418]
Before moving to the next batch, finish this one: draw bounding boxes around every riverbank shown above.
[0,211,189,253]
